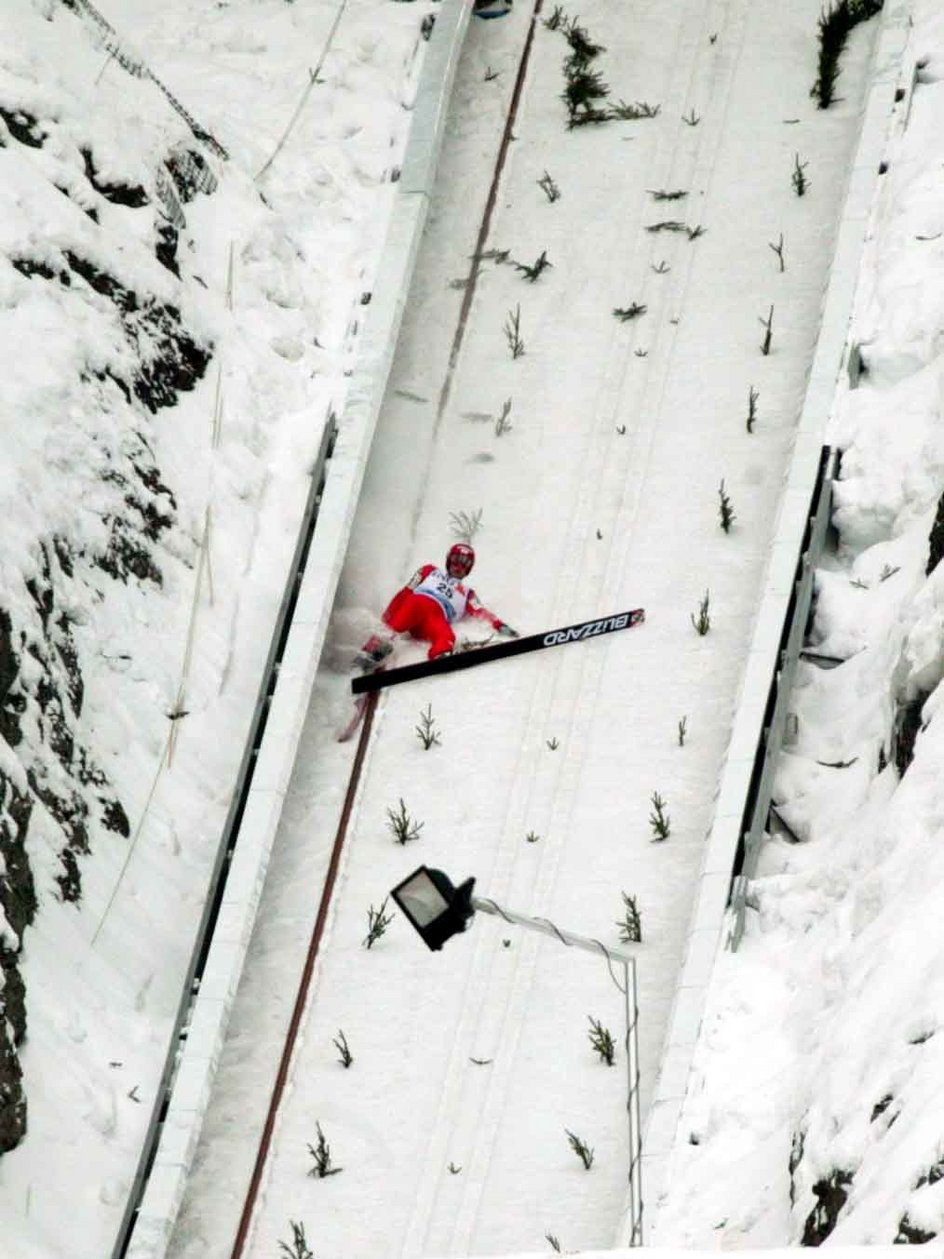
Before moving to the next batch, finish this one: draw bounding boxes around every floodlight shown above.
[390,865,476,951]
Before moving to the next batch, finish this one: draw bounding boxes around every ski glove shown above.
[496,623,519,639]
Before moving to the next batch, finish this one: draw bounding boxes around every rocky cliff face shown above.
[0,87,215,1151]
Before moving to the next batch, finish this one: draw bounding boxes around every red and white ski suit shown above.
[382,564,507,658]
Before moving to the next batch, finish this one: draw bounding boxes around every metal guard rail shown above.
[110,413,338,1259]
[728,444,840,949]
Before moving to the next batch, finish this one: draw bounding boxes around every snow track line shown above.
[228,690,378,1259]
[432,0,545,434]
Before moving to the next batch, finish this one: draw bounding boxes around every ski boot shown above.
[353,635,393,673]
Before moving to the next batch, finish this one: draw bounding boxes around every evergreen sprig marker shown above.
[792,153,810,196]
[386,799,423,844]
[307,1123,342,1177]
[691,590,711,635]
[718,480,736,533]
[279,1221,314,1259]
[588,1016,616,1065]
[617,891,642,942]
[746,385,759,433]
[364,899,394,948]
[504,304,525,358]
[649,791,671,841]
[565,1129,595,1170]
[759,305,774,355]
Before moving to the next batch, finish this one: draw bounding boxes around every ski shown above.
[337,693,371,743]
[351,608,644,695]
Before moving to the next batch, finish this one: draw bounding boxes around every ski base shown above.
[352,608,644,695]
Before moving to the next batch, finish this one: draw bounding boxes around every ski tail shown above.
[337,694,370,743]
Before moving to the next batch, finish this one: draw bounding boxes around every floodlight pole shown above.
[471,896,644,1246]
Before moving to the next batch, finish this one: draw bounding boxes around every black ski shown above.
[351,608,644,694]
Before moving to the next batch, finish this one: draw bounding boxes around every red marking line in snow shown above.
[228,689,378,1259]
[231,6,545,1247]
[434,0,546,430]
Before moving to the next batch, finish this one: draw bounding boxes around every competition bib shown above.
[414,568,469,623]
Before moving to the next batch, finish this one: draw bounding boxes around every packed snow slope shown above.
[654,1,944,1248]
[0,1,430,1256]
[169,2,883,1257]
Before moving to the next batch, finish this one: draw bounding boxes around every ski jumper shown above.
[382,564,506,658]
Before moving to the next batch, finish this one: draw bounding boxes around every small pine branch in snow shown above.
[691,590,711,635]
[811,0,882,109]
[484,66,500,82]
[646,220,688,234]
[525,830,541,843]
[546,1235,563,1254]
[569,101,658,128]
[651,260,670,274]
[613,302,647,322]
[682,108,701,126]
[363,899,394,949]
[547,736,560,750]
[565,1128,595,1170]
[504,304,525,358]
[386,798,423,844]
[587,1016,616,1065]
[333,1030,353,1068]
[278,1220,314,1259]
[543,6,566,31]
[648,188,688,201]
[449,508,483,541]
[514,250,553,282]
[718,480,736,533]
[538,170,562,202]
[495,398,513,436]
[307,1122,342,1177]
[678,716,687,747]
[759,305,774,355]
[564,21,606,67]
[617,891,642,943]
[687,224,707,241]
[649,791,671,841]
[609,100,660,120]
[415,704,441,750]
[747,385,759,433]
[769,233,786,272]
[448,1162,462,1174]
[562,67,610,121]
[792,153,810,196]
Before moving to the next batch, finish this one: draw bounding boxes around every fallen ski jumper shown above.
[355,543,518,668]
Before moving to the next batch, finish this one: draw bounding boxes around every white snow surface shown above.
[0,0,429,1256]
[4,0,944,1256]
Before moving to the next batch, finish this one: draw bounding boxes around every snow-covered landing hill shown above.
[0,1,428,1255]
[654,1,944,1246]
